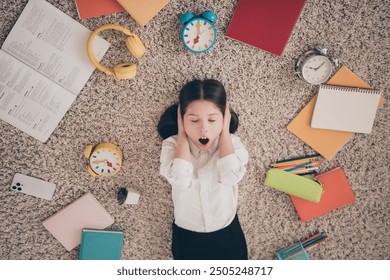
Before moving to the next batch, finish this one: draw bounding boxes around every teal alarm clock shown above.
[180,11,217,53]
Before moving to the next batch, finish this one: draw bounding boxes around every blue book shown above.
[79,228,124,260]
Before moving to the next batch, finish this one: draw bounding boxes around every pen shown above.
[275,159,322,169]
[290,167,319,174]
[302,233,326,248]
[282,232,326,257]
[298,171,318,177]
[285,161,312,172]
[271,157,322,168]
[275,153,321,164]
[305,236,327,251]
[301,232,321,244]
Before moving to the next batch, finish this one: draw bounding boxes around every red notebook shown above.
[290,167,356,222]
[75,0,125,19]
[225,0,306,55]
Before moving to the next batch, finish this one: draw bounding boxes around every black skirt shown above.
[172,214,248,260]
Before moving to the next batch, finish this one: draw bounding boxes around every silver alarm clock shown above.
[295,47,339,85]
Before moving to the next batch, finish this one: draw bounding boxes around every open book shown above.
[0,0,110,142]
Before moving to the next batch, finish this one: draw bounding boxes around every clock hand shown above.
[106,161,113,168]
[92,159,106,164]
[193,21,202,45]
[193,36,200,45]
[195,21,201,36]
[314,62,325,70]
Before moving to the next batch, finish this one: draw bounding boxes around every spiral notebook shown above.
[287,66,385,160]
[311,85,381,134]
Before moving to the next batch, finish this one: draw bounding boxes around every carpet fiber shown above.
[0,0,389,260]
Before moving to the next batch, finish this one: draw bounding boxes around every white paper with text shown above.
[0,0,110,142]
[2,0,110,95]
[0,50,75,142]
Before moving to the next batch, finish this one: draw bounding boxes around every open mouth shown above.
[199,137,209,145]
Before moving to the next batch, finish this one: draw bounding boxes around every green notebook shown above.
[79,228,124,260]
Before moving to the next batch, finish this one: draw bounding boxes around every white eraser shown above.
[124,188,140,205]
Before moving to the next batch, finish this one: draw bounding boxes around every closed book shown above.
[290,167,356,222]
[287,66,385,160]
[42,193,114,251]
[225,0,306,55]
[116,0,170,26]
[74,0,125,19]
[79,228,124,260]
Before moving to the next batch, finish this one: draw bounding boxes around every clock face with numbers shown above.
[301,55,333,85]
[182,18,217,53]
[84,142,122,177]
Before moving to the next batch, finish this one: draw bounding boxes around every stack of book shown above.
[42,192,126,259]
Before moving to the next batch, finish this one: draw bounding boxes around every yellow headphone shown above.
[87,24,146,79]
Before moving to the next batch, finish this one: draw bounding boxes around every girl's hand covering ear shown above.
[177,105,186,137]
[222,102,231,134]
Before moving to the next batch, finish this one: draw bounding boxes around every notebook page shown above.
[311,85,380,133]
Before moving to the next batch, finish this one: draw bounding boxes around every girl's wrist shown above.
[177,132,188,140]
[220,129,230,138]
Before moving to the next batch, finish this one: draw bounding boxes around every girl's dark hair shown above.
[157,79,239,139]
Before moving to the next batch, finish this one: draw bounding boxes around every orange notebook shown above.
[74,0,125,19]
[116,0,170,26]
[290,167,355,222]
[287,66,385,160]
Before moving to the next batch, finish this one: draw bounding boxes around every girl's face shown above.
[183,100,223,151]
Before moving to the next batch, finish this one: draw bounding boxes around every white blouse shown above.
[160,134,249,233]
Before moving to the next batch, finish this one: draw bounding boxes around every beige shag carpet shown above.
[0,0,389,259]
